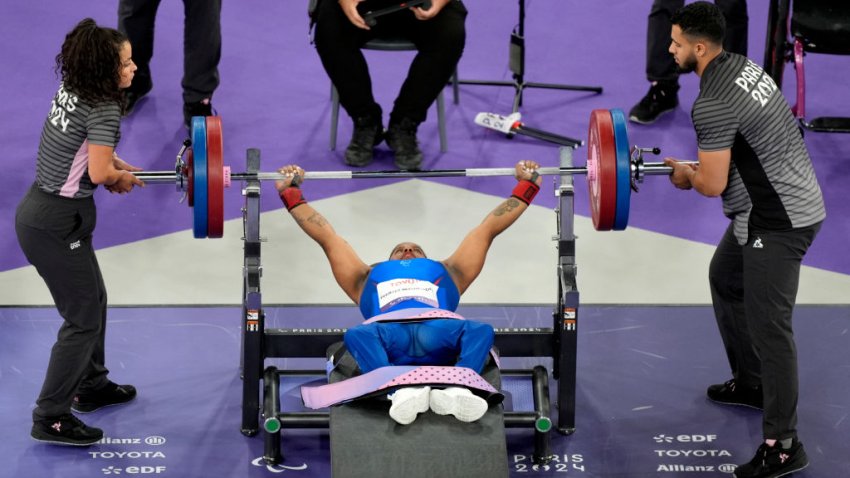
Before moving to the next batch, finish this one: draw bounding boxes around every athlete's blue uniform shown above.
[344,258,495,374]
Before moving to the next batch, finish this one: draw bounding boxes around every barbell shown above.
[134,109,682,238]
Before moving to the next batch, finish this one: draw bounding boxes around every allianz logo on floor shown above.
[96,435,167,446]
[652,434,736,474]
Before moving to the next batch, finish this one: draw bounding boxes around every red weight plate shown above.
[186,148,194,207]
[586,109,618,231]
[206,116,224,238]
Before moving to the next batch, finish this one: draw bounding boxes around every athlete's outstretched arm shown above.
[442,160,543,294]
[275,165,370,303]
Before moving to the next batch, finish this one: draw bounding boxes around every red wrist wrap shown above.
[280,187,307,211]
[511,179,540,205]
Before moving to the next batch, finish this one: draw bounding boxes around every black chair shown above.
[764,0,850,132]
[329,37,449,152]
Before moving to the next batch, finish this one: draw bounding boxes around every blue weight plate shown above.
[191,116,208,238]
[610,109,631,230]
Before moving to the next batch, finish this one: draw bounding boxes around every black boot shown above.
[183,98,214,129]
[72,382,137,413]
[628,80,679,124]
[124,77,152,116]
[706,379,763,410]
[345,113,384,167]
[386,117,423,171]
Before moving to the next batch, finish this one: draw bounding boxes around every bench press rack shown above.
[237,146,581,467]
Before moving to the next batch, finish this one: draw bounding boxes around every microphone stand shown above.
[453,0,603,114]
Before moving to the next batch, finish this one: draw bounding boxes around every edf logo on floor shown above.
[102,466,166,475]
[654,434,717,443]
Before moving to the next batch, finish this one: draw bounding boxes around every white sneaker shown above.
[388,386,431,425]
[429,387,488,423]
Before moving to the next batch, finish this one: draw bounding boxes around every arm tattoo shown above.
[295,211,329,228]
[493,198,522,217]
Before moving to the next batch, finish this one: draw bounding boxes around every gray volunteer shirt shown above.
[692,52,825,244]
[36,83,121,198]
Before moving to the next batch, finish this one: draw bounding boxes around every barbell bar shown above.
[133,163,677,183]
[135,110,687,238]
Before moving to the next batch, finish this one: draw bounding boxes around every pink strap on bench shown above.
[301,365,498,410]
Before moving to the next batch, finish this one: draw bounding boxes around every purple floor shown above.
[1,305,848,477]
[2,1,849,476]
[1,0,849,275]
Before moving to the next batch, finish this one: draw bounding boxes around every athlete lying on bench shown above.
[275,160,542,425]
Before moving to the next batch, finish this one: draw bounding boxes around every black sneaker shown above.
[31,414,103,446]
[707,379,763,410]
[628,81,679,124]
[183,98,214,128]
[71,382,137,413]
[345,115,384,167]
[386,117,423,170]
[734,439,809,478]
[124,79,152,116]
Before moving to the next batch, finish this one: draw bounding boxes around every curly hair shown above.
[671,1,726,46]
[55,18,128,106]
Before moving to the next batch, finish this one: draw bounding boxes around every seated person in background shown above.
[275,160,542,425]
[312,0,467,170]
[629,0,747,124]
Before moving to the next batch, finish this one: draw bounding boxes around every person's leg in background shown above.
[181,0,222,127]
[118,0,161,113]
[385,0,467,170]
[717,0,748,56]
[629,0,682,124]
[314,0,383,167]
[629,0,748,124]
